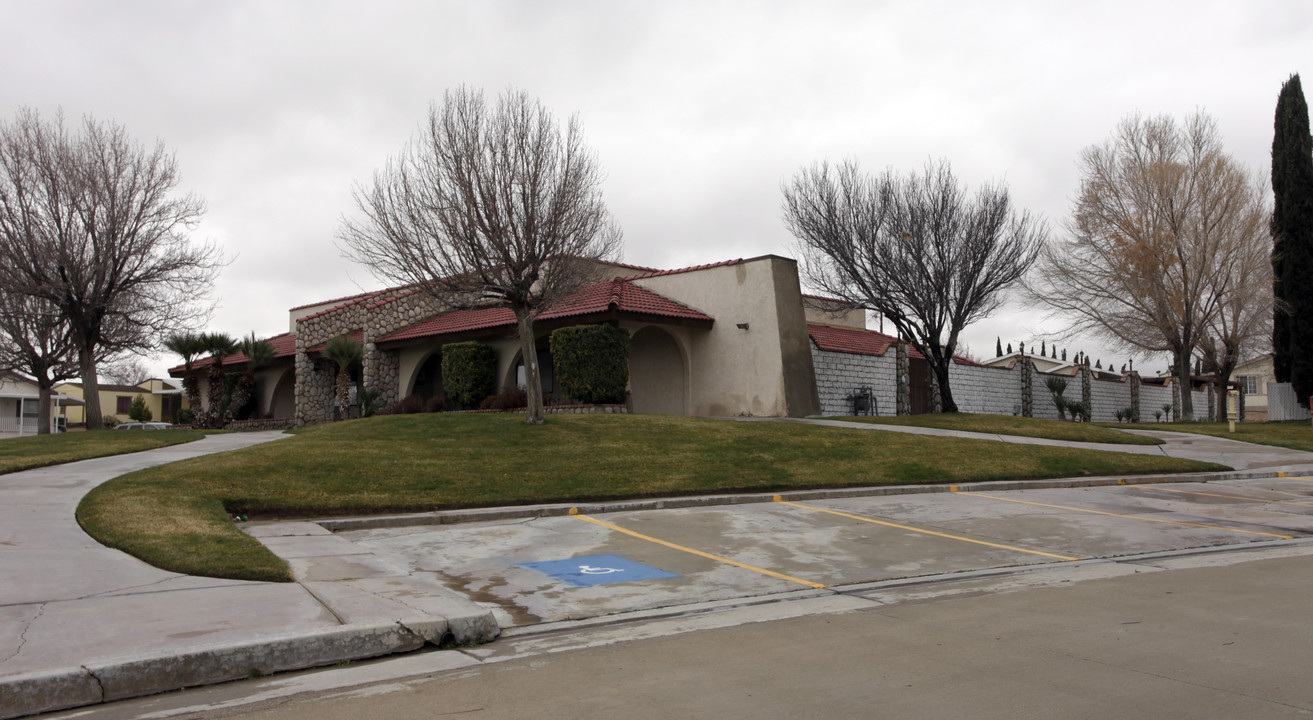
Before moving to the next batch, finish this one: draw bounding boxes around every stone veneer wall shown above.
[292,288,445,424]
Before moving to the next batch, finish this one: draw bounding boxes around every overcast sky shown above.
[2,1,1309,379]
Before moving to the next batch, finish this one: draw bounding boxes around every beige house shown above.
[55,378,188,425]
[179,255,835,422]
[1233,354,1275,422]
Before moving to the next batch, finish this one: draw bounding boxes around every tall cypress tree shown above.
[996,336,1003,357]
[1272,74,1313,403]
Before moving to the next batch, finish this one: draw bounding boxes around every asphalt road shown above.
[62,544,1313,720]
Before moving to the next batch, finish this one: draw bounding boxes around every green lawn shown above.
[1106,420,1313,453]
[828,413,1163,445]
[78,413,1223,583]
[0,429,208,474]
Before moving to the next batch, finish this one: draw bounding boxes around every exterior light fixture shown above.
[737,323,750,330]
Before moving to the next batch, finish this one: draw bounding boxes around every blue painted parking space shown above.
[519,554,679,587]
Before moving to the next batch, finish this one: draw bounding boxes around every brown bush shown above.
[479,385,527,411]
[425,393,447,413]
[388,394,426,415]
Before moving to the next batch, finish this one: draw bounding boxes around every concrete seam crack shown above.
[0,602,45,667]
[81,664,107,702]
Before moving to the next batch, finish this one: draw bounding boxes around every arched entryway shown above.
[411,352,443,402]
[270,368,296,419]
[629,326,687,415]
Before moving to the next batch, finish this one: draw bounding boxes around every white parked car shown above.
[115,422,174,430]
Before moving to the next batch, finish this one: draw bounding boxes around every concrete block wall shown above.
[811,345,897,416]
[1191,388,1209,420]
[1089,378,1132,422]
[947,363,1022,415]
[1140,384,1174,421]
[1031,374,1066,420]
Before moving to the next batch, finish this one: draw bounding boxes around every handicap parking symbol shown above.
[519,554,678,587]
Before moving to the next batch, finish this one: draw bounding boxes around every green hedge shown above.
[441,342,497,410]
[550,324,630,404]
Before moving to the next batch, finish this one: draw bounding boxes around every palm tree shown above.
[200,332,238,428]
[322,335,364,420]
[229,333,275,421]
[163,331,208,424]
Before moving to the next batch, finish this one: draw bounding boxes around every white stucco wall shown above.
[631,256,815,417]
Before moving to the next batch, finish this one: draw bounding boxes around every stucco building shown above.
[180,255,850,422]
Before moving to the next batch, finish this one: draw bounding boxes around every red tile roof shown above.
[807,324,981,365]
[809,324,911,358]
[380,278,713,343]
[622,258,743,280]
[173,332,298,374]
[307,329,364,354]
[289,288,389,312]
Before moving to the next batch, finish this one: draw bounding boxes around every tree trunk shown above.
[36,383,52,435]
[929,356,959,413]
[515,308,545,425]
[79,349,103,429]
[1216,361,1238,421]
[1174,350,1194,421]
[181,370,201,421]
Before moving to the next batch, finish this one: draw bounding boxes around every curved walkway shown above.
[0,432,495,719]
[6,422,1313,717]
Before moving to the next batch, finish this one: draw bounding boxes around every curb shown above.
[317,469,1288,532]
[0,613,499,720]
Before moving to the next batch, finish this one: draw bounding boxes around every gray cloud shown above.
[2,0,1308,377]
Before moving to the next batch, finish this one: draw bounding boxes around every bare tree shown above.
[1196,186,1274,419]
[0,109,220,429]
[339,87,622,424]
[1028,112,1268,420]
[0,289,78,434]
[783,159,1046,412]
[100,355,151,386]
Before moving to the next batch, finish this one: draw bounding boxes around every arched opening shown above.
[505,346,556,401]
[412,352,444,402]
[629,326,686,415]
[270,368,296,419]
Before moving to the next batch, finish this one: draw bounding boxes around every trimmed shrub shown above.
[441,342,497,410]
[175,407,195,425]
[101,414,119,428]
[425,394,446,413]
[550,325,630,404]
[128,395,153,422]
[481,385,527,411]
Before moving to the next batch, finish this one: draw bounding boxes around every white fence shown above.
[1267,382,1312,421]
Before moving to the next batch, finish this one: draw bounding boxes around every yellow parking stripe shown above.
[774,496,1078,561]
[950,488,1295,540]
[1149,486,1313,508]
[567,508,827,589]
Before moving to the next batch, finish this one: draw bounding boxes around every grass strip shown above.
[0,429,208,474]
[831,413,1163,445]
[1107,420,1313,453]
[78,414,1223,583]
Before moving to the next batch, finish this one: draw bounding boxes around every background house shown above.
[1233,354,1276,422]
[0,370,80,435]
[55,379,188,426]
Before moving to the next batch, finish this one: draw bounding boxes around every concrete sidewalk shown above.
[766,417,1313,472]
[0,432,498,719]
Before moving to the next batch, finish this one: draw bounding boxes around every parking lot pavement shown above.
[252,474,1313,630]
